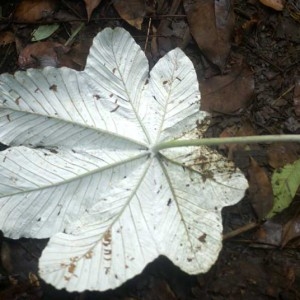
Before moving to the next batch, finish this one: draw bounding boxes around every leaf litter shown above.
[0,0,300,298]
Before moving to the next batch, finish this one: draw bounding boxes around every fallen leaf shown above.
[31,24,60,42]
[259,0,285,11]
[293,78,300,116]
[0,27,248,292]
[13,0,57,23]
[200,64,254,113]
[254,220,282,246]
[18,41,71,69]
[248,157,274,220]
[84,0,102,21]
[282,214,300,247]
[267,143,299,169]
[267,159,300,218]
[114,0,146,30]
[0,31,15,46]
[184,0,235,69]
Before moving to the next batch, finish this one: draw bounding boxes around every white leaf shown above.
[0,27,248,292]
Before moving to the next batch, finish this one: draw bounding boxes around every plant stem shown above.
[154,134,300,152]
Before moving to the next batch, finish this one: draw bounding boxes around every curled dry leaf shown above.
[113,0,146,30]
[13,0,58,23]
[200,64,254,113]
[184,0,235,69]
[84,0,102,21]
[259,0,285,11]
[18,41,75,69]
[248,157,274,220]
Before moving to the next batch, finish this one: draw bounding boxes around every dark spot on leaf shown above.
[112,67,116,74]
[6,115,10,122]
[187,257,193,262]
[15,97,21,105]
[198,233,207,243]
[34,88,39,93]
[37,217,41,222]
[49,84,57,92]
[94,94,100,100]
[176,77,182,81]
[145,79,149,85]
[163,80,168,85]
[110,94,113,98]
[110,105,120,112]
[167,198,172,206]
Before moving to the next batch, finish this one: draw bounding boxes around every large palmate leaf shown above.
[0,27,248,292]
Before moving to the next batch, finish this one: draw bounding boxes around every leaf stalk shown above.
[154,135,300,152]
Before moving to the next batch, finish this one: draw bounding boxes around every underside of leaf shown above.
[0,27,248,292]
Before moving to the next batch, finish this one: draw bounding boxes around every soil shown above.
[0,0,300,299]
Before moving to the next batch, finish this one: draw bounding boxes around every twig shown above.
[223,221,259,240]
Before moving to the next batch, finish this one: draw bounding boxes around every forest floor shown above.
[0,0,300,299]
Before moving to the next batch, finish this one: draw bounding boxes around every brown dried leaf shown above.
[184,0,235,69]
[293,78,300,116]
[13,0,58,23]
[114,0,146,30]
[254,220,282,246]
[18,41,72,69]
[200,64,254,113]
[281,214,300,247]
[267,143,299,169]
[84,0,102,21]
[248,157,274,220]
[259,0,285,11]
[0,31,15,46]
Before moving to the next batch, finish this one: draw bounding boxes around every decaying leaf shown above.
[18,41,72,69]
[114,0,146,30]
[184,0,235,69]
[13,0,57,23]
[259,0,285,11]
[200,64,254,113]
[84,0,102,21]
[282,213,300,247]
[267,159,300,218]
[267,143,299,169]
[248,157,274,220]
[0,27,248,292]
[294,78,300,116]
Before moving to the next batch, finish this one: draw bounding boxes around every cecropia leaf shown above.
[0,27,248,292]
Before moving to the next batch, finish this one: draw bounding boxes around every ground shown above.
[0,0,300,299]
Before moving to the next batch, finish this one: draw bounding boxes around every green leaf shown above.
[267,158,300,218]
[31,24,60,41]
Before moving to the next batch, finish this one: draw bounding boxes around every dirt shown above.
[0,0,300,299]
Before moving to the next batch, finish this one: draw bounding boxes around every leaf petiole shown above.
[154,134,300,152]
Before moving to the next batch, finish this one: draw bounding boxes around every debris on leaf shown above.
[184,0,235,69]
[113,0,146,30]
[267,159,300,218]
[248,157,274,220]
